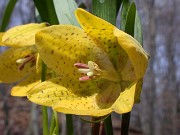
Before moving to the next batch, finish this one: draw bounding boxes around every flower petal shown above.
[53,82,121,116]
[112,81,138,114]
[53,99,112,116]
[75,8,138,81]
[114,28,149,79]
[27,77,101,106]
[35,25,117,80]
[11,73,40,97]
[75,8,120,66]
[0,32,5,46]
[134,79,143,103]
[27,77,121,116]
[0,46,36,83]
[2,23,48,47]
[75,8,116,50]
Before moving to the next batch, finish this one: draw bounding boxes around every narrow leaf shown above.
[120,0,130,31]
[134,11,143,45]
[0,0,18,31]
[33,0,59,25]
[53,0,79,26]
[116,0,123,16]
[124,2,136,37]
[92,0,117,25]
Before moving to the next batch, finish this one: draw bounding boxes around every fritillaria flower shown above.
[2,8,149,116]
[0,23,48,96]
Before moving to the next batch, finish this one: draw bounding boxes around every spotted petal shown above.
[53,98,112,116]
[11,73,40,97]
[28,77,122,116]
[114,28,149,79]
[75,8,117,53]
[134,79,143,103]
[35,25,117,80]
[2,23,48,47]
[113,81,138,113]
[0,46,36,83]
[0,32,5,46]
[75,8,149,80]
[75,8,138,81]
[75,8,122,68]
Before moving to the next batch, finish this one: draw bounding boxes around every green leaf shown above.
[120,0,130,31]
[33,0,59,25]
[116,0,123,16]
[53,0,79,26]
[0,0,18,32]
[124,2,136,37]
[122,1,143,46]
[92,0,117,25]
[134,11,143,45]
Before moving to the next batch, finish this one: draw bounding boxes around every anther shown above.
[16,55,36,71]
[74,61,121,82]
[74,61,102,81]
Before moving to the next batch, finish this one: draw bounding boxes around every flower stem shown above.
[66,114,74,135]
[41,61,48,135]
[54,110,59,135]
[49,111,55,135]
[104,114,114,135]
[121,112,131,135]
[91,117,100,135]
[42,106,49,135]
[99,121,105,135]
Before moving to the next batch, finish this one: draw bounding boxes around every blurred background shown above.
[0,0,179,135]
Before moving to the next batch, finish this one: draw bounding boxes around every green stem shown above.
[66,114,74,135]
[49,111,55,135]
[41,61,48,135]
[121,112,131,135]
[54,110,59,135]
[104,115,114,135]
[49,72,59,135]
[49,110,59,135]
[0,0,18,31]
[42,106,49,135]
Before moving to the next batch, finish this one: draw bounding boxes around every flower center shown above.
[16,55,36,71]
[74,61,120,82]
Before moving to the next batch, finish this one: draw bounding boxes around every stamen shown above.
[17,55,36,71]
[79,76,91,81]
[74,61,121,82]
[16,59,26,64]
[74,63,89,69]
[74,61,102,81]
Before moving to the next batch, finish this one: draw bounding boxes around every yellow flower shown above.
[4,8,148,116]
[0,23,48,96]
